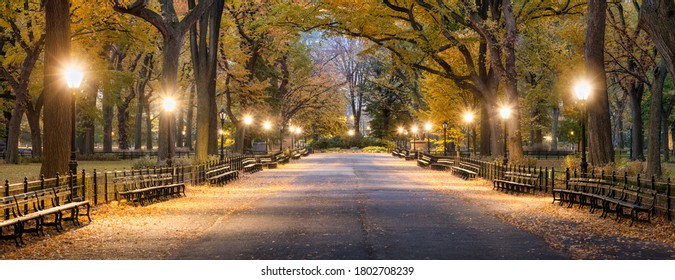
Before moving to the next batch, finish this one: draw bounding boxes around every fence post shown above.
[565,168,570,190]
[81,169,86,201]
[637,173,641,188]
[667,178,672,221]
[550,167,555,193]
[68,170,74,202]
[624,172,628,184]
[4,180,9,219]
[93,169,98,205]
[104,170,109,203]
[40,174,45,190]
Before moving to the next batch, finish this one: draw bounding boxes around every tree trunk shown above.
[186,86,194,150]
[157,36,181,163]
[639,0,675,80]
[628,83,645,160]
[646,61,667,177]
[135,85,144,150]
[40,0,71,177]
[26,105,42,158]
[551,105,560,151]
[5,105,25,164]
[117,103,130,150]
[103,99,113,152]
[585,0,614,166]
[145,101,152,151]
[479,103,491,156]
[502,0,524,161]
[77,84,96,155]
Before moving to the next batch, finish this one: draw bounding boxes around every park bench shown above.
[405,150,417,161]
[430,158,454,170]
[493,171,537,193]
[242,158,263,173]
[301,148,310,157]
[553,178,657,226]
[291,150,302,160]
[276,153,290,165]
[115,174,185,206]
[451,162,480,180]
[205,164,239,186]
[417,154,433,167]
[259,155,278,169]
[0,183,90,247]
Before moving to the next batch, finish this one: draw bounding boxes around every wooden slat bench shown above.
[115,174,185,206]
[493,171,537,193]
[205,164,239,186]
[417,155,433,167]
[430,159,454,170]
[0,183,90,247]
[451,162,480,180]
[259,156,278,169]
[242,158,263,173]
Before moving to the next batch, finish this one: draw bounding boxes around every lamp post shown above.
[442,121,448,156]
[242,115,253,153]
[463,112,474,157]
[219,107,226,161]
[264,121,272,154]
[574,80,591,175]
[424,123,432,153]
[65,65,84,175]
[162,97,176,167]
[500,106,511,166]
[296,127,303,148]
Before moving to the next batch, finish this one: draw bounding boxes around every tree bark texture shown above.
[628,84,645,160]
[647,61,667,177]
[639,0,675,80]
[40,0,71,177]
[585,0,614,166]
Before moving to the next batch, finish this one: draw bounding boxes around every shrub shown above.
[362,146,387,153]
[77,153,120,161]
[132,156,157,169]
[563,155,581,171]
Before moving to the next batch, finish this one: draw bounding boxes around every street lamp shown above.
[500,106,511,166]
[411,126,418,151]
[442,121,448,156]
[424,122,432,153]
[219,107,226,161]
[289,126,296,149]
[162,97,176,167]
[574,80,591,175]
[263,121,272,154]
[463,112,474,157]
[295,127,303,148]
[65,65,84,175]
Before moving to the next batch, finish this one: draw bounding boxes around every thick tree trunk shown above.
[5,105,25,164]
[77,84,96,155]
[502,0,524,161]
[479,103,491,156]
[647,61,667,177]
[585,0,614,166]
[40,0,71,177]
[234,123,245,154]
[628,84,645,160]
[117,104,130,150]
[157,36,180,163]
[145,101,152,151]
[639,0,675,80]
[186,86,194,150]
[176,105,184,148]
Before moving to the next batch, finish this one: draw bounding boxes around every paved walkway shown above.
[174,153,567,259]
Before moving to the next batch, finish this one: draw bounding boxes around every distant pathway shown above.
[174,153,567,260]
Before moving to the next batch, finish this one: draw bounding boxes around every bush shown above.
[77,153,120,161]
[132,156,157,169]
[362,146,387,153]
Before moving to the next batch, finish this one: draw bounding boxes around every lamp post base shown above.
[580,161,588,176]
[69,159,78,176]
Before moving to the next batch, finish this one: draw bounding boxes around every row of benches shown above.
[114,174,186,206]
[1,185,90,246]
[553,178,657,225]
[416,154,480,180]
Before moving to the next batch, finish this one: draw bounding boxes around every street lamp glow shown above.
[464,112,474,123]
[499,107,511,119]
[219,129,224,135]
[289,126,296,133]
[243,115,253,125]
[424,122,432,131]
[398,127,404,134]
[348,129,355,136]
[295,127,302,135]
[263,121,272,130]
[411,126,418,133]
[574,80,592,101]
[162,97,176,112]
[64,65,84,89]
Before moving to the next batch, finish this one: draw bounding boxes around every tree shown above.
[584,0,614,166]
[40,0,71,176]
[189,0,223,161]
[111,0,214,163]
[639,0,675,80]
[329,37,370,138]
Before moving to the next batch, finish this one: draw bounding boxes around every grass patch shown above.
[0,160,135,183]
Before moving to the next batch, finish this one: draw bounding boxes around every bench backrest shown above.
[505,172,537,185]
[1,196,16,221]
[460,163,480,172]
[12,192,39,217]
